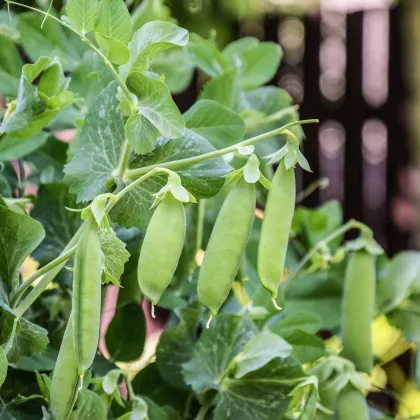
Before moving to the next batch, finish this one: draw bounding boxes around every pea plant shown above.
[1,1,420,419]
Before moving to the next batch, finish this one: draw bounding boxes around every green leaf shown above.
[0,309,49,364]
[14,346,58,372]
[66,0,99,34]
[269,312,322,337]
[387,294,420,343]
[64,82,125,202]
[131,0,174,32]
[150,48,194,95]
[0,34,22,96]
[183,99,245,149]
[120,20,188,78]
[70,389,107,419]
[105,302,146,362]
[99,228,130,285]
[126,72,185,139]
[199,67,238,109]
[183,314,258,394]
[0,204,45,287]
[214,358,305,420]
[125,113,160,155]
[156,308,201,389]
[0,71,20,97]
[17,13,82,72]
[31,183,82,265]
[285,330,326,364]
[95,0,131,43]
[0,132,49,162]
[0,345,7,388]
[102,368,123,394]
[234,331,293,379]
[95,33,130,64]
[111,135,231,230]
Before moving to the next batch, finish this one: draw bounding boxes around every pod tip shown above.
[151,304,156,319]
[206,315,213,329]
[78,374,84,391]
[271,297,282,311]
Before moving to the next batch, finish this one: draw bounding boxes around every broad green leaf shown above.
[0,132,49,162]
[0,34,22,96]
[131,0,174,32]
[0,11,20,41]
[234,331,293,379]
[0,204,45,287]
[183,99,245,149]
[0,308,49,364]
[387,294,420,343]
[285,330,326,364]
[70,389,107,419]
[105,302,146,362]
[269,312,322,337]
[31,183,82,265]
[214,358,305,420]
[66,0,99,34]
[0,71,20,97]
[14,346,58,372]
[99,228,130,285]
[64,82,125,202]
[102,369,123,394]
[200,67,238,109]
[183,314,258,394]
[95,0,131,44]
[125,113,160,155]
[0,345,7,387]
[110,134,231,230]
[150,48,194,94]
[188,33,227,77]
[156,308,201,389]
[376,251,420,313]
[127,72,185,139]
[95,34,130,64]
[120,20,188,78]
[223,38,259,60]
[17,13,82,72]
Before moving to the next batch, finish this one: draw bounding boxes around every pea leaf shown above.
[0,308,49,364]
[156,308,201,389]
[183,99,245,149]
[269,312,322,337]
[95,34,130,64]
[102,369,123,394]
[120,20,188,78]
[0,203,45,287]
[131,0,174,32]
[234,331,293,379]
[66,0,99,34]
[0,345,7,388]
[0,132,49,162]
[31,183,83,265]
[126,72,185,139]
[0,34,22,96]
[125,113,160,155]
[95,0,131,43]
[64,82,125,202]
[71,389,107,419]
[285,330,326,364]
[199,67,238,109]
[99,228,130,285]
[183,314,258,394]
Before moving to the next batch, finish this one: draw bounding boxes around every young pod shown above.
[341,250,375,373]
[198,179,256,316]
[137,195,186,305]
[72,222,102,375]
[258,160,295,299]
[50,319,80,420]
[337,385,369,420]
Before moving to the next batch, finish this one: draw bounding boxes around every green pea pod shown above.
[258,160,295,300]
[72,221,102,375]
[198,179,256,316]
[341,250,375,373]
[137,195,186,305]
[337,385,369,420]
[50,318,81,420]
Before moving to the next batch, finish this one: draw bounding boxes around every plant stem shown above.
[124,372,136,401]
[10,245,78,308]
[195,399,213,420]
[283,219,368,290]
[183,392,194,419]
[15,224,86,317]
[4,318,18,354]
[126,119,318,179]
[245,105,299,133]
[296,177,329,204]
[196,199,206,251]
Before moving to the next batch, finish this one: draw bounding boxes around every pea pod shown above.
[198,179,256,316]
[72,221,102,375]
[337,385,369,420]
[258,160,295,300]
[137,195,186,305]
[341,250,375,373]
[50,318,81,420]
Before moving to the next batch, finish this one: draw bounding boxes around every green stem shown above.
[283,219,368,290]
[10,245,78,308]
[126,119,318,179]
[296,177,329,203]
[196,199,206,251]
[15,224,86,317]
[183,392,194,419]
[4,317,18,354]
[245,105,299,133]
[195,398,213,420]
[115,141,132,178]
[124,372,136,401]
